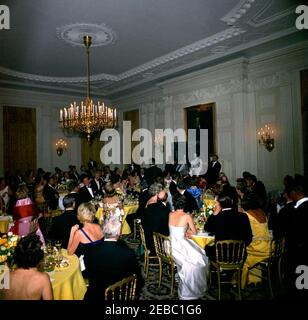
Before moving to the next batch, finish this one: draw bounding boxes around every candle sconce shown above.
[257,124,274,152]
[56,139,67,156]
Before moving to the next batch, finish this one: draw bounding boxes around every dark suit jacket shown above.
[68,192,82,209]
[90,178,104,196]
[169,181,178,196]
[145,165,163,186]
[43,184,59,210]
[69,172,80,182]
[205,161,221,186]
[141,202,170,254]
[49,209,81,249]
[205,208,253,261]
[79,186,94,204]
[83,240,142,301]
[165,163,175,174]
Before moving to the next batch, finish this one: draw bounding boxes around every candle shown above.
[60,110,63,121]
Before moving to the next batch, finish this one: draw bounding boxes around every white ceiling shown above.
[0,0,305,99]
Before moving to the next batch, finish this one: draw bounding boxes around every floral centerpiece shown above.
[193,202,216,232]
[0,232,19,265]
[56,181,70,192]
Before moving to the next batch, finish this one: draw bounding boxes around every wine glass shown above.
[46,241,54,256]
[55,240,62,254]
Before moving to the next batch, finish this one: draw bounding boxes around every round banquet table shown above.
[191,232,215,249]
[49,249,87,300]
[96,204,138,235]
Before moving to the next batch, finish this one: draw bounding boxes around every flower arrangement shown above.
[204,203,215,217]
[0,232,19,265]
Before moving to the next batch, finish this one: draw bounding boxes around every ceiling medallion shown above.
[56,23,117,47]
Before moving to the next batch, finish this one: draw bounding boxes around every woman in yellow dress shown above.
[240,192,271,288]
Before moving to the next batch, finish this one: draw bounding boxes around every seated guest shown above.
[1,234,53,300]
[145,183,163,208]
[177,180,199,213]
[126,181,150,232]
[67,202,103,256]
[204,193,253,261]
[34,175,46,212]
[141,190,170,254]
[145,158,163,186]
[79,175,95,204]
[240,192,271,288]
[169,172,180,196]
[247,175,267,210]
[103,182,121,207]
[186,177,203,209]
[83,216,141,301]
[49,194,81,249]
[11,185,39,237]
[220,174,238,208]
[169,194,209,300]
[91,170,104,197]
[68,180,81,209]
[43,176,59,210]
[0,177,13,212]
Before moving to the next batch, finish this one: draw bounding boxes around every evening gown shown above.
[168,225,209,300]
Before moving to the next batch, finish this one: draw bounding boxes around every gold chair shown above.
[105,274,137,300]
[210,240,246,300]
[153,232,175,295]
[248,237,285,298]
[133,218,141,240]
[139,225,159,278]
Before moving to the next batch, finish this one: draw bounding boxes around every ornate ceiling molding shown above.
[221,0,257,25]
[0,27,245,84]
[56,23,117,47]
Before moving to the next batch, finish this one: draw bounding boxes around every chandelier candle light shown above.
[257,124,275,152]
[59,35,117,142]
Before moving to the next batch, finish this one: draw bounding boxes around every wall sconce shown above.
[257,124,274,152]
[56,138,67,156]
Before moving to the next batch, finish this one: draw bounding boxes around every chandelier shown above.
[59,35,117,142]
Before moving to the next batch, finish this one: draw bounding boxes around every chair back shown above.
[270,236,285,262]
[139,225,148,253]
[153,232,173,264]
[215,240,246,266]
[105,274,137,300]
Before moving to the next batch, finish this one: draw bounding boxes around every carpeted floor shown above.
[123,234,281,300]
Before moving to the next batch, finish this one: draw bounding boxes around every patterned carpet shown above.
[123,234,277,301]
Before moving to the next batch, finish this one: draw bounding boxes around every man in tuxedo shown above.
[90,170,104,197]
[141,190,170,254]
[68,165,80,182]
[145,158,163,186]
[67,181,81,209]
[204,193,253,261]
[43,176,59,210]
[285,180,308,298]
[204,154,221,187]
[79,175,94,204]
[247,175,267,210]
[127,162,140,174]
[176,180,199,213]
[83,217,142,301]
[49,194,81,249]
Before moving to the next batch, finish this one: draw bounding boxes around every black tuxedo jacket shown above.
[205,208,253,261]
[145,165,163,186]
[90,178,104,196]
[49,210,81,249]
[84,240,142,301]
[205,161,221,185]
[79,186,94,204]
[69,172,80,182]
[43,184,59,210]
[141,201,170,254]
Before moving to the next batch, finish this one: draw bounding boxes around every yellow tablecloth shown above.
[50,249,87,300]
[191,234,215,249]
[96,204,138,235]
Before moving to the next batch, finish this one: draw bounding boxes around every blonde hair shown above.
[77,202,96,224]
[16,185,29,200]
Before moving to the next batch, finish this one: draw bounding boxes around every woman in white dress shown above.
[169,193,209,300]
